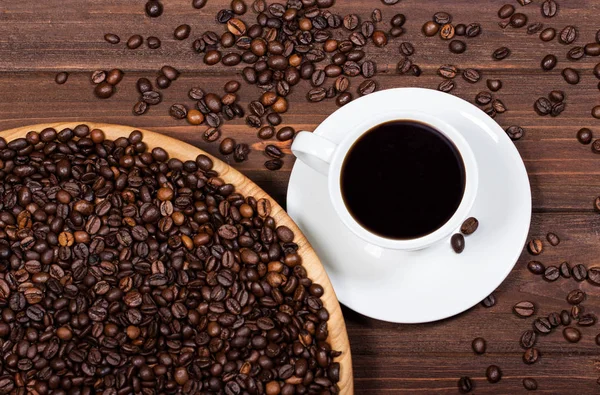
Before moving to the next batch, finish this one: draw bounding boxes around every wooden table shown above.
[1,0,600,393]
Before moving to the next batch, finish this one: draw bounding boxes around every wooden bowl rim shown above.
[0,122,354,394]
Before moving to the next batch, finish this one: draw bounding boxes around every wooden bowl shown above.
[1,122,354,394]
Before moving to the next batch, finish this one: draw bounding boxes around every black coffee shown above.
[341,120,466,239]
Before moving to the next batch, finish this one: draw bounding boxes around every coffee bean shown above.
[496,3,515,18]
[145,0,163,17]
[567,289,586,305]
[585,43,600,56]
[561,327,581,344]
[438,80,455,93]
[146,36,161,49]
[523,378,538,391]
[422,21,440,37]
[358,79,377,96]
[458,376,473,393]
[506,125,524,140]
[535,97,552,115]
[307,87,327,102]
[548,312,561,327]
[560,309,572,326]
[174,24,191,40]
[578,313,597,326]
[169,104,187,119]
[343,14,359,30]
[133,101,148,115]
[481,293,496,308]
[472,337,486,354]
[104,33,120,44]
[528,239,543,255]
[265,159,283,171]
[571,305,583,319]
[523,347,540,364]
[142,90,162,105]
[514,301,536,317]
[527,22,544,34]
[544,266,560,281]
[567,46,585,61]
[545,232,560,246]
[127,34,144,49]
[336,92,353,107]
[593,106,600,119]
[451,233,465,253]
[486,365,502,384]
[572,264,588,281]
[94,82,115,99]
[54,71,69,85]
[449,40,467,54]
[137,78,153,94]
[540,27,556,41]
[276,126,295,141]
[559,26,577,44]
[492,46,511,60]
[391,13,406,27]
[440,24,455,40]
[487,79,502,91]
[549,90,565,102]
[460,217,479,235]
[542,0,558,17]
[587,266,600,285]
[520,330,537,349]
[475,91,492,106]
[200,127,220,142]
[258,126,275,139]
[465,23,481,38]
[510,13,528,28]
[438,65,458,79]
[372,8,383,22]
[560,261,572,278]
[541,54,557,71]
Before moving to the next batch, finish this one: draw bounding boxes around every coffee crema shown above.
[341,120,466,240]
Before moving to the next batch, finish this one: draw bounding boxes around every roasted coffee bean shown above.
[493,46,511,60]
[585,43,600,56]
[506,125,524,140]
[534,97,552,115]
[528,239,543,255]
[433,12,452,25]
[498,4,515,18]
[147,36,161,48]
[440,24,455,40]
[361,61,376,78]
[266,112,282,126]
[475,91,492,105]
[422,21,440,37]
[399,42,414,56]
[578,313,597,326]
[451,233,465,253]
[307,88,327,102]
[465,23,481,37]
[94,82,115,99]
[559,26,577,44]
[458,376,473,394]
[219,138,236,155]
[265,159,283,170]
[546,232,560,246]
[587,266,600,285]
[562,68,580,84]
[336,92,353,107]
[145,0,163,17]
[527,22,544,34]
[563,327,581,343]
[203,127,221,142]
[561,309,572,325]
[548,312,561,327]
[481,294,496,308]
[156,74,171,89]
[127,34,144,49]
[460,217,479,235]
[560,261,572,278]
[542,0,558,17]
[169,104,187,119]
[539,53,557,70]
[523,378,538,391]
[104,33,120,44]
[594,106,600,119]
[544,266,560,281]
[174,24,191,40]
[514,301,535,317]
[534,317,552,334]
[486,365,502,384]
[142,90,162,105]
[567,289,586,305]
[572,264,588,281]
[133,101,148,115]
[520,330,537,349]
[137,78,153,94]
[438,80,455,93]
[438,64,458,79]
[549,90,565,102]
[372,8,383,22]
[472,337,486,354]
[455,24,466,36]
[391,13,406,27]
[343,14,359,30]
[55,72,68,84]
[462,68,481,83]
[258,126,275,139]
[571,305,583,319]
[449,40,466,54]
[510,13,527,28]
[186,109,204,125]
[540,28,556,42]
[276,126,295,141]
[567,46,585,61]
[358,79,377,96]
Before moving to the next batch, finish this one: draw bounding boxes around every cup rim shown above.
[327,111,479,251]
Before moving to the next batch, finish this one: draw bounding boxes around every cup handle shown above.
[291,131,338,175]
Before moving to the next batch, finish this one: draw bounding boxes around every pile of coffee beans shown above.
[0,125,341,394]
[421,12,481,55]
[91,69,125,100]
[534,90,566,117]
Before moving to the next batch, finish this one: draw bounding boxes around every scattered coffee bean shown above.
[535,97,553,115]
[127,34,144,49]
[104,33,120,44]
[336,92,353,106]
[438,80,455,93]
[498,4,515,19]
[449,40,467,54]
[528,260,545,274]
[546,232,560,246]
[487,79,502,91]
[587,266,600,285]
[475,91,492,105]
[461,217,479,235]
[265,158,283,170]
[523,378,538,391]
[567,46,585,61]
[481,293,496,308]
[563,327,581,343]
[514,301,536,318]
[549,90,565,102]
[527,22,544,34]
[186,109,204,125]
[510,13,528,28]
[94,81,115,99]
[440,24,455,40]
[422,21,440,37]
[276,126,295,141]
[521,330,537,349]
[174,24,191,40]
[523,347,540,364]
[506,125,524,140]
[486,365,502,384]
[465,23,481,38]
[492,47,511,60]
[147,36,161,49]
[592,106,600,119]
[528,239,543,255]
[559,26,578,44]
[55,71,68,84]
[472,337,486,354]
[541,54,557,71]
[544,266,560,281]
[560,261,572,278]
[458,376,473,393]
[561,310,572,325]
[540,27,556,41]
[567,289,586,305]
[572,264,588,281]
[145,0,163,17]
[578,313,597,326]
[203,127,221,142]
[542,0,558,17]
[169,103,188,119]
[451,233,465,253]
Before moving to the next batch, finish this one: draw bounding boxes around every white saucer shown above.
[287,88,531,323]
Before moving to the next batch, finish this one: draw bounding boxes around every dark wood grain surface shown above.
[2,0,600,393]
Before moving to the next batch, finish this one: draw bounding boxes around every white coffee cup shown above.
[291,110,479,251]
